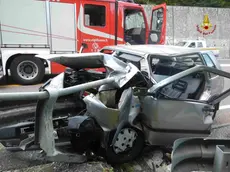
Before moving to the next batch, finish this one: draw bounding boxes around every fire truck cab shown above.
[0,0,166,85]
[77,0,167,51]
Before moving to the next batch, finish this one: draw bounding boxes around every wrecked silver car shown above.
[100,45,226,145]
[0,45,230,166]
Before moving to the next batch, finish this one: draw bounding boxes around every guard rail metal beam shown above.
[0,77,115,163]
[0,77,115,101]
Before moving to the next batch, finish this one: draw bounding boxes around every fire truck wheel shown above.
[10,55,45,85]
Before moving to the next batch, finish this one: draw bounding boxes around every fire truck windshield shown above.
[124,9,146,45]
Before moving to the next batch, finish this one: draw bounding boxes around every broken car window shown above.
[203,53,216,68]
[202,53,218,78]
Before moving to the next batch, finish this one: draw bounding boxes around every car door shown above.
[78,1,112,52]
[148,3,166,44]
[141,65,230,133]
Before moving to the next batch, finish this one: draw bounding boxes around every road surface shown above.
[217,59,230,110]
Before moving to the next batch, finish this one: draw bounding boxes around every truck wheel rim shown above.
[113,128,137,154]
[17,60,39,80]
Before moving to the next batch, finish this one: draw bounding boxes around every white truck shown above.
[0,0,79,85]
[175,40,220,58]
[0,0,167,85]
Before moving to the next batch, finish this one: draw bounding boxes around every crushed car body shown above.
[0,45,230,166]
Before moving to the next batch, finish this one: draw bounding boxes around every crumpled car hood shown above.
[36,53,127,72]
[36,53,139,88]
[36,53,105,70]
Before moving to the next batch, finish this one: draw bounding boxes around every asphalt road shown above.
[218,59,230,109]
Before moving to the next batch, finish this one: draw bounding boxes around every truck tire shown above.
[9,55,45,85]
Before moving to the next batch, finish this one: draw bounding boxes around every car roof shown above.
[102,44,203,58]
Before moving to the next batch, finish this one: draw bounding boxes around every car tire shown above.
[10,55,45,85]
[105,126,145,164]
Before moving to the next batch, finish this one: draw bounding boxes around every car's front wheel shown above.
[106,126,145,164]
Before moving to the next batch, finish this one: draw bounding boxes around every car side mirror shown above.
[133,87,149,96]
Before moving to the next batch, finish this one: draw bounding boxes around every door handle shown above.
[79,43,88,53]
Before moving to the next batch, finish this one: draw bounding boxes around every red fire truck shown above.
[0,0,166,85]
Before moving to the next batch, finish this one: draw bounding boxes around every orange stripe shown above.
[0,83,42,88]
[200,48,219,50]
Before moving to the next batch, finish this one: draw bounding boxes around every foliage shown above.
[135,0,230,8]
[102,167,114,172]
[118,163,134,172]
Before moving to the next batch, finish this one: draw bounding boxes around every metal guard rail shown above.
[0,77,115,163]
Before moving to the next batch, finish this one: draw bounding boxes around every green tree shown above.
[135,0,230,7]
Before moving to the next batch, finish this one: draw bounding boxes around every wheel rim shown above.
[113,128,138,154]
[16,60,39,80]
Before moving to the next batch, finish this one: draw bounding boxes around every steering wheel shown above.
[150,30,161,33]
[125,28,134,35]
